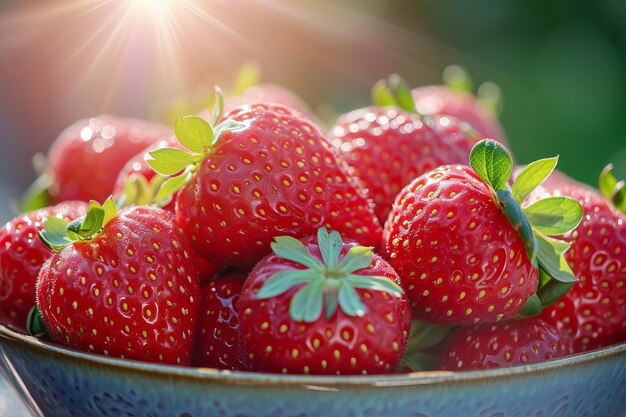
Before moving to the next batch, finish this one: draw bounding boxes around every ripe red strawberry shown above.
[0,201,87,332]
[383,139,582,325]
[411,85,506,145]
[528,167,626,352]
[329,106,480,223]
[409,66,506,145]
[112,135,224,281]
[439,316,573,370]
[35,200,200,365]
[44,116,170,204]
[148,102,382,268]
[193,271,246,370]
[223,84,314,120]
[238,228,411,375]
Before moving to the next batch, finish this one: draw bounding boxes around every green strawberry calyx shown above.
[400,319,450,372]
[16,153,53,213]
[26,304,48,338]
[146,87,249,202]
[371,74,483,140]
[372,69,502,119]
[115,172,170,208]
[599,164,626,213]
[469,139,583,316]
[255,228,404,323]
[38,197,117,252]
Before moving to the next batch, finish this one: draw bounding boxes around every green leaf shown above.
[317,228,343,269]
[534,232,577,283]
[497,189,536,262]
[511,157,558,203]
[174,116,214,154]
[337,281,366,317]
[371,79,397,108]
[26,305,48,338]
[599,164,626,213]
[289,280,324,323]
[404,320,450,352]
[116,174,149,208]
[211,86,224,126]
[101,197,117,227]
[400,320,450,372]
[147,148,199,176]
[231,61,261,95]
[345,274,403,297]
[469,139,513,191]
[271,236,324,270]
[324,289,339,321]
[443,65,473,93]
[614,183,626,213]
[338,246,373,273]
[212,119,250,141]
[38,217,70,252]
[256,269,320,299]
[599,164,617,199]
[117,176,139,208]
[70,204,104,238]
[64,199,110,241]
[524,196,582,236]
[400,352,437,372]
[18,173,52,213]
[536,268,575,308]
[519,294,542,316]
[388,74,416,113]
[148,175,170,207]
[477,81,501,117]
[154,170,192,203]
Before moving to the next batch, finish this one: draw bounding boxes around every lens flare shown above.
[0,0,473,118]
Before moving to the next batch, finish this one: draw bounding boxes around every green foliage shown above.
[524,196,582,235]
[511,157,558,203]
[256,228,403,323]
[469,139,513,191]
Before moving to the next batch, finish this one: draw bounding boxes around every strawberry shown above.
[438,316,573,370]
[223,84,315,120]
[528,166,626,352]
[238,228,411,375]
[411,86,506,145]
[112,134,178,210]
[329,95,481,223]
[35,199,200,365]
[147,101,382,268]
[411,66,507,145]
[112,135,224,282]
[0,201,88,332]
[383,139,582,325]
[23,116,170,209]
[193,271,246,370]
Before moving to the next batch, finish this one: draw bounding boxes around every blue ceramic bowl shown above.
[0,324,625,417]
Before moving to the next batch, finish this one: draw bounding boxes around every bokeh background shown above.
[1,0,625,223]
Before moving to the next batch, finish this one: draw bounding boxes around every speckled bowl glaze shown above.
[0,324,625,417]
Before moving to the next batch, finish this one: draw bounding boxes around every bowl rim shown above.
[1,323,625,388]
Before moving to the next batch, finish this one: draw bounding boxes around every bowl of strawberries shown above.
[0,74,624,417]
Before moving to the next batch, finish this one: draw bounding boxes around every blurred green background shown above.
[321,0,626,185]
[1,0,625,222]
